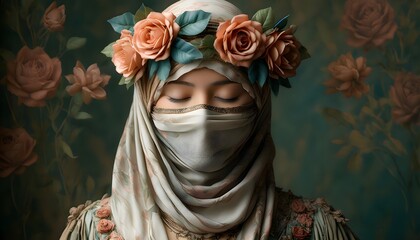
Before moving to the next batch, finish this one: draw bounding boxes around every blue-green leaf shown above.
[171,38,203,64]
[148,60,159,80]
[156,59,171,81]
[134,4,153,23]
[273,15,289,30]
[176,10,212,36]
[251,7,275,32]
[107,12,135,33]
[248,59,268,86]
[278,77,291,88]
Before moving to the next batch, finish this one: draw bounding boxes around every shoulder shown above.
[269,188,358,240]
[60,195,123,240]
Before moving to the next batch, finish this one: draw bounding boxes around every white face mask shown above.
[152,104,256,172]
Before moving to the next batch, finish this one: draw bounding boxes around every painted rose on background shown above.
[6,46,62,107]
[390,72,420,126]
[0,128,38,177]
[43,1,66,32]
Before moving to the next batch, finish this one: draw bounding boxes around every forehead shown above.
[174,68,231,87]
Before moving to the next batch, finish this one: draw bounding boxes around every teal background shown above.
[0,0,419,239]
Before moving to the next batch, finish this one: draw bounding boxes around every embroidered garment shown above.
[60,189,358,240]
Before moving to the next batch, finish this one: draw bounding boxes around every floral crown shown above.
[102,4,310,95]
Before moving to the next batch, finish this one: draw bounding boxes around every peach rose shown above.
[96,206,111,218]
[291,198,306,213]
[107,231,123,240]
[6,46,61,107]
[265,27,302,79]
[292,226,311,240]
[65,61,111,104]
[0,128,38,177]
[96,219,114,234]
[112,30,146,81]
[214,14,266,68]
[132,12,180,61]
[43,1,66,32]
[324,53,372,98]
[341,0,398,48]
[390,72,420,125]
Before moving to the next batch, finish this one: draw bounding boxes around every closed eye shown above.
[214,96,239,102]
[167,96,191,103]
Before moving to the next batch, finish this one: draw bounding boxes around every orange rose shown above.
[265,27,301,79]
[341,0,397,48]
[324,53,372,98]
[291,198,306,213]
[132,12,180,61]
[6,46,61,107]
[65,61,111,104]
[96,219,114,234]
[0,128,38,177]
[292,226,311,240]
[112,30,146,81]
[43,1,66,32]
[214,14,266,68]
[390,73,420,125]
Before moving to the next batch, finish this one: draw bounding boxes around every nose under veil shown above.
[110,2,276,239]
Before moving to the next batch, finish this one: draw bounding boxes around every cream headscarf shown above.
[110,1,276,239]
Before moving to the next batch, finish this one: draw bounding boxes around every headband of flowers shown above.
[101,4,310,95]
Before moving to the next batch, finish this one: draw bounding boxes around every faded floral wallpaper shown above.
[0,0,419,239]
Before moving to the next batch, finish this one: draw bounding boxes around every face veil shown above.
[109,1,277,239]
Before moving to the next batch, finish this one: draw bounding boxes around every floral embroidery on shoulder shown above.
[280,195,350,240]
[93,195,124,240]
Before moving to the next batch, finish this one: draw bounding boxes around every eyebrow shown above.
[168,79,238,87]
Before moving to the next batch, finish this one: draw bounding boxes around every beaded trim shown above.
[161,212,239,240]
[153,103,257,114]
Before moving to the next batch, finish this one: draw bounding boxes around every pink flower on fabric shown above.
[6,46,61,107]
[292,226,311,239]
[96,206,111,219]
[297,213,313,227]
[265,27,301,79]
[96,219,114,234]
[107,231,124,240]
[65,61,111,104]
[112,29,146,81]
[214,14,266,68]
[0,128,38,177]
[43,1,66,32]
[132,12,180,61]
[291,198,306,213]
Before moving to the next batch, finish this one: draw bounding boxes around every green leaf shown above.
[107,12,135,33]
[299,45,311,60]
[156,59,171,81]
[66,37,87,50]
[190,35,216,58]
[348,153,362,171]
[0,48,15,61]
[332,139,345,145]
[336,145,353,158]
[125,80,134,89]
[176,10,212,36]
[74,112,92,120]
[349,130,372,153]
[60,138,75,158]
[134,4,153,23]
[171,38,203,64]
[101,42,115,58]
[248,59,268,86]
[322,107,354,127]
[269,78,280,95]
[251,7,275,32]
[384,137,406,155]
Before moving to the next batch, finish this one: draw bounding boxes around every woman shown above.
[61,0,358,239]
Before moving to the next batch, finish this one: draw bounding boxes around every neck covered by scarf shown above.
[110,59,276,239]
